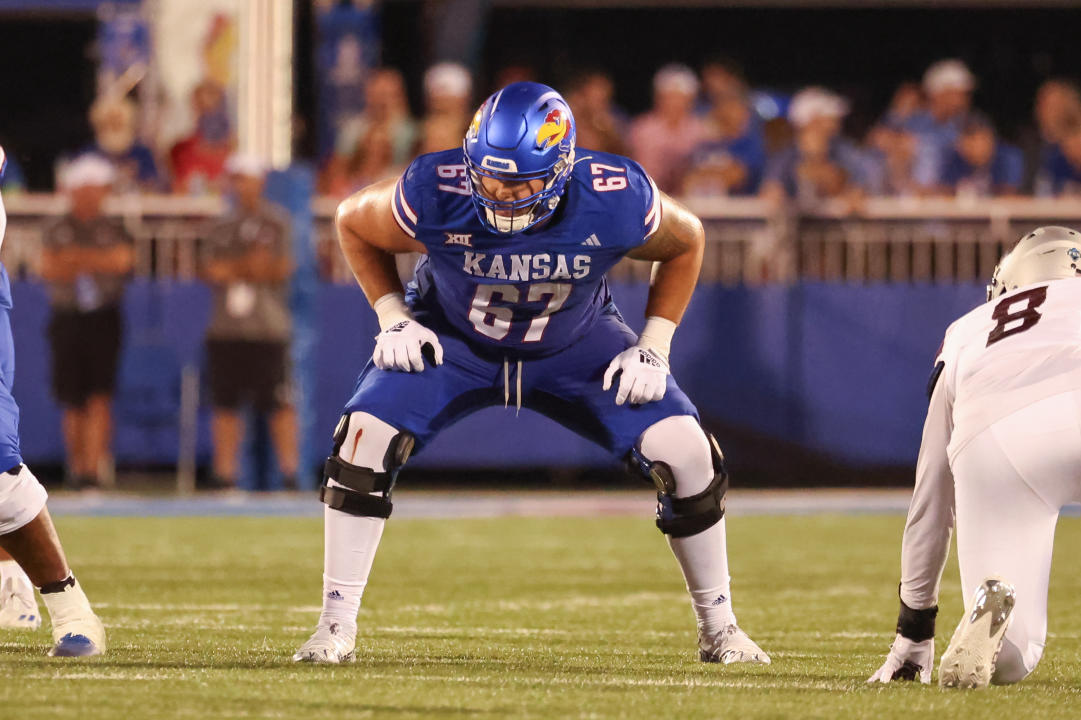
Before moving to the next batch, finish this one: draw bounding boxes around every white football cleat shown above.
[293,622,356,664]
[939,576,1016,689]
[699,624,771,665]
[49,613,106,657]
[0,575,41,630]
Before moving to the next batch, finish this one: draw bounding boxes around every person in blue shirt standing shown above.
[293,82,771,667]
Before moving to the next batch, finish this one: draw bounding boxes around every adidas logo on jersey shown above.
[581,233,601,247]
[445,232,473,247]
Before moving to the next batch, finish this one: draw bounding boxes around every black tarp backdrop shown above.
[0,16,97,189]
[0,4,1078,187]
[381,4,1081,143]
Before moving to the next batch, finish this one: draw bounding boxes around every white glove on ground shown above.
[868,634,934,684]
[371,293,444,373]
[603,316,676,406]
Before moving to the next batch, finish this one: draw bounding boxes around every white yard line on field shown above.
[45,489,934,519]
[93,591,687,616]
[11,667,843,692]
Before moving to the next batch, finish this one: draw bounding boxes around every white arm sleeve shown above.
[899,363,955,610]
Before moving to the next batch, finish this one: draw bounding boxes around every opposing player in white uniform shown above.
[869,226,1081,688]
[0,147,105,656]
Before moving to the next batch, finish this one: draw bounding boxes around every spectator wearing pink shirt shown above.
[629,64,707,192]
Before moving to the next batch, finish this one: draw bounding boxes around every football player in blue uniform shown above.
[294,83,770,665]
[0,147,106,656]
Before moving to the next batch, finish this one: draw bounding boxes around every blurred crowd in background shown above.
[5,23,1081,491]
[8,56,1081,210]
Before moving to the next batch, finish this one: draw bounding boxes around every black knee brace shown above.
[319,414,415,518]
[626,430,729,538]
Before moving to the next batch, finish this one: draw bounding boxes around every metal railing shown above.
[6,193,1081,286]
[1,194,224,282]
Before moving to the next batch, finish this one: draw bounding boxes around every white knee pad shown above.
[638,415,714,497]
[637,416,728,539]
[335,412,402,475]
[321,412,411,520]
[0,464,48,535]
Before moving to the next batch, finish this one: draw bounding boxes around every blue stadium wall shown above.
[8,278,985,483]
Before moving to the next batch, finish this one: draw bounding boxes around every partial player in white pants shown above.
[0,464,106,658]
[871,226,1081,688]
[0,151,105,656]
[949,391,1081,682]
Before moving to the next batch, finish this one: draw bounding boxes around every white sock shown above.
[317,412,397,636]
[640,417,737,636]
[668,518,737,635]
[320,509,384,635]
[39,575,93,626]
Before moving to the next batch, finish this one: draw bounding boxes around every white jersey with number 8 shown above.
[937,277,1081,462]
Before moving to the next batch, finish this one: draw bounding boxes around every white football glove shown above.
[603,346,670,406]
[373,319,444,372]
[868,634,934,684]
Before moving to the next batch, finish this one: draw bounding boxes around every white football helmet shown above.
[987,226,1081,301]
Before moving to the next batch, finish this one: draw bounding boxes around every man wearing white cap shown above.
[424,62,472,117]
[905,59,977,189]
[40,154,133,490]
[629,64,708,192]
[419,62,474,154]
[201,155,298,491]
[760,87,867,205]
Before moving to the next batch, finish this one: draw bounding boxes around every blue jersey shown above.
[392,148,661,357]
[0,262,11,310]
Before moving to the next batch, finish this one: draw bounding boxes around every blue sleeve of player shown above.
[623,159,662,244]
[390,157,423,240]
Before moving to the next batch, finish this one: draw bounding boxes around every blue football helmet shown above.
[463,81,576,235]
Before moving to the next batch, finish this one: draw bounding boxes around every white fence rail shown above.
[5,194,1081,286]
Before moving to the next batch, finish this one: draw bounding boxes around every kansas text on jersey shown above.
[392,148,661,356]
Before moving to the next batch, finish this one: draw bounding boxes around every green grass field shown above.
[3,511,1081,719]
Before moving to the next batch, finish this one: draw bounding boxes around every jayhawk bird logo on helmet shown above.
[462,81,577,235]
[536,109,569,150]
[466,105,484,141]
